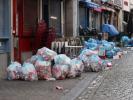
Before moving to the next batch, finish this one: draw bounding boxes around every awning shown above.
[101,6,115,12]
[79,0,100,8]
[94,8,102,12]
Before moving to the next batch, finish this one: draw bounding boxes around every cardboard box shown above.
[102,33,108,40]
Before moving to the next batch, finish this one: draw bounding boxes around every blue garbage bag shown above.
[84,41,98,50]
[121,36,130,43]
[121,36,130,46]
[113,47,121,53]
[109,42,115,48]
[101,40,115,51]
[106,50,116,58]
[87,38,97,43]
[101,40,108,44]
[128,38,133,46]
[103,43,113,51]
[96,40,102,44]
[102,24,119,36]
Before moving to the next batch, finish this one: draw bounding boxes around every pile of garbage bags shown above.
[79,38,122,71]
[84,38,121,58]
[121,36,133,47]
[7,47,84,81]
[7,38,122,81]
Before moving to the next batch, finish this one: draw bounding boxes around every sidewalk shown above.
[0,48,131,100]
[75,48,133,100]
[0,73,98,100]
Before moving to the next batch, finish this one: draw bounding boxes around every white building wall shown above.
[130,0,133,9]
[123,0,130,12]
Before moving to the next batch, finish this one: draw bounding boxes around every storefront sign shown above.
[101,0,113,4]
[114,0,122,8]
[92,0,101,5]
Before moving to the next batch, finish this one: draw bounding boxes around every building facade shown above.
[11,0,79,62]
[78,0,123,36]
[122,0,130,33]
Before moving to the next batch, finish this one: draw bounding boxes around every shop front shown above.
[101,6,114,25]
[12,0,65,62]
[79,0,101,36]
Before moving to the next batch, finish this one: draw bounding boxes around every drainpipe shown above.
[73,0,78,37]
[11,0,14,61]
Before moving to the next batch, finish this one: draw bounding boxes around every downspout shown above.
[10,0,14,61]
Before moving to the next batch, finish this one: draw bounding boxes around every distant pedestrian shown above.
[127,9,133,38]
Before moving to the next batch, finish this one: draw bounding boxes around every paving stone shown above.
[76,50,133,100]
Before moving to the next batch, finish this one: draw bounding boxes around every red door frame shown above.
[13,0,22,62]
[18,0,24,62]
[13,0,29,62]
[13,0,40,62]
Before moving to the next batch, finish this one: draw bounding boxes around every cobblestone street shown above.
[76,49,133,100]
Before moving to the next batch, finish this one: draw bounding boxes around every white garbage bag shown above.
[68,58,84,78]
[35,60,52,80]
[79,49,98,57]
[22,63,38,81]
[88,55,103,72]
[27,55,44,64]
[54,54,71,65]
[79,55,91,72]
[37,47,57,61]
[7,62,22,80]
[52,64,70,80]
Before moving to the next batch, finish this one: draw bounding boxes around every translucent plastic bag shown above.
[84,41,98,50]
[68,58,84,78]
[79,49,98,57]
[54,54,71,65]
[121,36,130,45]
[22,63,38,81]
[88,55,103,72]
[103,43,113,51]
[35,60,52,80]
[113,47,121,53]
[102,60,112,68]
[128,38,133,46]
[106,50,116,58]
[52,64,70,80]
[87,38,97,43]
[7,62,22,80]
[79,54,91,72]
[37,47,57,61]
[27,55,44,64]
[109,42,115,48]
